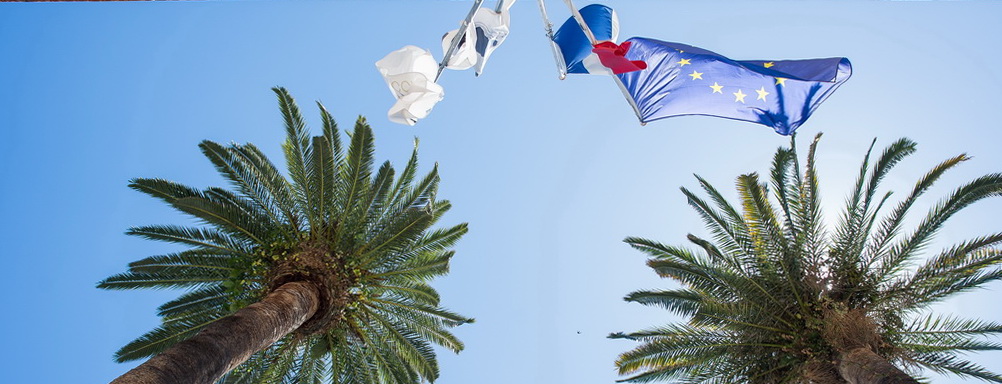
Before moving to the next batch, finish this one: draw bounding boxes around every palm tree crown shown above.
[99,87,471,383]
[612,133,1002,383]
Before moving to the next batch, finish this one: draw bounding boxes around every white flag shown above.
[441,21,477,70]
[472,0,515,76]
[375,46,445,126]
[440,0,516,76]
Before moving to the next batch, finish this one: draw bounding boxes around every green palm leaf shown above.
[614,134,1002,383]
[114,309,225,362]
[100,88,470,384]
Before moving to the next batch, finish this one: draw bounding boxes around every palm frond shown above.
[125,225,252,256]
[408,223,468,255]
[369,301,466,353]
[736,173,804,310]
[97,268,226,290]
[257,339,301,384]
[119,252,235,288]
[114,309,224,362]
[909,352,1002,383]
[359,306,439,381]
[359,209,435,268]
[274,87,315,228]
[836,139,916,264]
[885,237,1002,309]
[386,139,421,212]
[864,154,970,274]
[292,338,330,384]
[796,132,826,264]
[369,250,455,281]
[623,289,704,316]
[363,161,396,229]
[129,178,275,244]
[908,262,1002,307]
[373,282,441,306]
[770,146,802,244]
[199,141,288,230]
[156,285,231,319]
[366,296,472,327]
[315,100,344,223]
[683,175,753,265]
[614,324,776,383]
[878,173,1002,282]
[383,165,440,220]
[849,139,917,260]
[232,143,302,229]
[334,117,376,237]
[306,135,335,228]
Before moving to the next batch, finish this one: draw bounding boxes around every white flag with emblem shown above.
[375,45,445,126]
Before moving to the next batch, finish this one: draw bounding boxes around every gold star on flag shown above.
[764,62,775,68]
[710,82,723,93]
[688,70,703,80]
[756,87,770,101]
[775,77,787,86]
[733,89,747,103]
[677,58,692,66]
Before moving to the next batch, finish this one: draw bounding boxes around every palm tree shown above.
[611,133,1002,384]
[99,87,472,384]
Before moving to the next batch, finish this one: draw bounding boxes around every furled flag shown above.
[441,19,477,70]
[375,45,445,126]
[617,37,851,135]
[551,4,645,75]
[441,0,516,76]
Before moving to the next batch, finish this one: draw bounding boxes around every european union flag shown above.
[617,37,851,135]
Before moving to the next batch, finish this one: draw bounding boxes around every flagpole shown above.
[561,0,645,125]
[537,0,567,80]
[435,0,485,82]
[560,0,597,45]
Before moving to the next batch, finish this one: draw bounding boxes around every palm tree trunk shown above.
[837,346,920,384]
[110,281,321,384]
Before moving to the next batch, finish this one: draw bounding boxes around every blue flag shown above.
[616,37,851,135]
[552,4,620,75]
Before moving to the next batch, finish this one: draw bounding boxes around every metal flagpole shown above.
[537,0,567,79]
[435,0,485,82]
[560,0,646,125]
[561,0,597,45]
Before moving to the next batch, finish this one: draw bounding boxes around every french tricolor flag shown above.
[552,4,646,76]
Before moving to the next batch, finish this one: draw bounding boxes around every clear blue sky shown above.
[2,1,1001,383]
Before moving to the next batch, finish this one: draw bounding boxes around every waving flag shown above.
[552,4,617,75]
[441,0,516,76]
[617,37,851,135]
[592,41,647,74]
[375,45,445,126]
[441,21,478,70]
[551,4,644,75]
